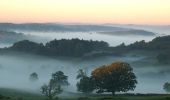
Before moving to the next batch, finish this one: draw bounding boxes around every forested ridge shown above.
[109,35,170,64]
[7,39,109,57]
[1,35,170,63]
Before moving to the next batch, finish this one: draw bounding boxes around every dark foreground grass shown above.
[63,96,170,100]
[0,88,44,100]
[0,88,170,100]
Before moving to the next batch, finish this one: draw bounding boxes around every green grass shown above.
[0,88,44,100]
[61,96,170,100]
[0,88,170,100]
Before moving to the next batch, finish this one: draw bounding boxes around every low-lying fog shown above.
[0,53,169,94]
[0,30,168,94]
[110,24,170,36]
[14,31,155,47]
[0,43,12,48]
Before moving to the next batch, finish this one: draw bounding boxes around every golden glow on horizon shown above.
[0,0,170,25]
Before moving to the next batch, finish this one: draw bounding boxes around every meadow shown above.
[0,88,170,100]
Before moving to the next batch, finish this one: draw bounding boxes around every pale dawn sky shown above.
[0,0,170,25]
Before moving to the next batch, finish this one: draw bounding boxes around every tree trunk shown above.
[48,95,53,100]
[48,90,52,100]
[111,91,115,96]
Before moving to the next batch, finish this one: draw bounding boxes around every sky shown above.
[0,0,170,25]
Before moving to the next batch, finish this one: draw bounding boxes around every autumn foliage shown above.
[91,62,137,95]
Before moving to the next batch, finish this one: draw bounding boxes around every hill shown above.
[0,23,156,36]
[108,35,170,64]
[0,30,43,45]
[0,23,125,32]
[0,30,27,43]
[99,29,155,36]
[1,35,170,63]
[5,39,109,57]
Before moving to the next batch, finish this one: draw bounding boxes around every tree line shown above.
[5,35,170,63]
[9,39,109,57]
[108,35,170,64]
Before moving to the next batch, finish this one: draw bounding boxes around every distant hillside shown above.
[5,39,109,57]
[0,30,27,43]
[108,24,170,35]
[0,23,125,32]
[0,30,44,45]
[99,29,155,36]
[1,35,170,63]
[0,23,157,36]
[108,35,170,64]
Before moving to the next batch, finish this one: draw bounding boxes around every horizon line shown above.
[0,22,169,26]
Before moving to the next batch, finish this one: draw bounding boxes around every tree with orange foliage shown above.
[91,62,137,95]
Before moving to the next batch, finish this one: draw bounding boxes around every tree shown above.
[41,71,69,100]
[91,62,137,95]
[76,69,94,94]
[11,40,45,53]
[41,79,63,100]
[51,71,69,86]
[76,69,86,79]
[11,39,109,57]
[157,52,170,64]
[29,72,38,82]
[163,82,170,93]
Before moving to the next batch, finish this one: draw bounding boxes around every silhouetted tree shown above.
[163,82,170,93]
[76,69,86,79]
[76,69,94,94]
[29,72,38,82]
[41,79,62,100]
[41,71,69,100]
[91,62,137,95]
[51,71,69,86]
[11,40,45,53]
[10,39,109,57]
[157,51,170,64]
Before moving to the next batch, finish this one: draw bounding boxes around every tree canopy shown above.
[76,69,94,94]
[6,35,170,64]
[29,72,38,82]
[51,71,69,86]
[9,39,109,57]
[91,62,137,95]
[41,71,69,100]
[163,82,170,93]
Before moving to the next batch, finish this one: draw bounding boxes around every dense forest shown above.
[109,35,170,64]
[1,35,170,63]
[6,39,109,57]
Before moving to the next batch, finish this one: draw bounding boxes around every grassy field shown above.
[0,88,170,100]
[63,96,170,100]
[0,88,44,100]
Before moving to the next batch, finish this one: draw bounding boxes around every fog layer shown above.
[0,53,169,94]
[14,31,155,46]
[0,28,168,94]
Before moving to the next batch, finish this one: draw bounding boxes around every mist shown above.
[0,27,168,95]
[14,31,155,47]
[110,24,170,36]
[0,51,169,94]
